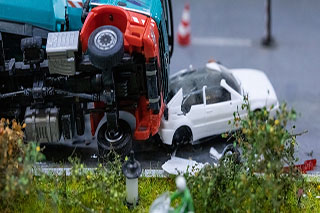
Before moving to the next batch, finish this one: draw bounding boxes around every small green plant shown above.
[36,154,128,212]
[0,118,44,210]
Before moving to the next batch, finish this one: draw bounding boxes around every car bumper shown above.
[158,128,175,145]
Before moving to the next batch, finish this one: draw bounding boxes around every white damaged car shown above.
[159,62,279,146]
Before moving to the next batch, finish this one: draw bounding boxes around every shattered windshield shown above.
[167,64,241,103]
[220,65,241,94]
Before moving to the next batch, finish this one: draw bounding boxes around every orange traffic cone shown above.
[177,3,191,46]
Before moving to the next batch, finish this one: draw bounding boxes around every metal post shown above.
[261,0,274,47]
[122,151,142,208]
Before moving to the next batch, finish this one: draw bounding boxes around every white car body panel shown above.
[167,88,183,109]
[230,68,278,109]
[159,63,279,145]
[188,103,207,140]
[204,99,243,135]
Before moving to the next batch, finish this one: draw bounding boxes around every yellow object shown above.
[307,191,312,198]
[269,127,274,133]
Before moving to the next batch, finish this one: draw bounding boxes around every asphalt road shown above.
[42,0,320,171]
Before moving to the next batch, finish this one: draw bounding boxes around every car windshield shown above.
[219,65,241,94]
[167,64,241,103]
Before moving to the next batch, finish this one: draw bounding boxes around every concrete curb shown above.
[34,167,168,178]
[34,167,320,180]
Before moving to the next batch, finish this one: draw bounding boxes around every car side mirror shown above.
[220,79,242,99]
[181,101,192,114]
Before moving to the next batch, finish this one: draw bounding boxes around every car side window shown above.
[181,89,203,114]
[205,86,231,104]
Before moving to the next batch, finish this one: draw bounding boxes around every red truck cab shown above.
[80,1,173,156]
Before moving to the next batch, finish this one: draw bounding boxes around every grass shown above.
[10,175,176,213]
[2,168,320,213]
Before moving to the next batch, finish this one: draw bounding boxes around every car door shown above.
[181,88,206,140]
[204,86,239,135]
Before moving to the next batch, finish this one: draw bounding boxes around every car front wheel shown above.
[220,144,241,165]
[172,126,192,149]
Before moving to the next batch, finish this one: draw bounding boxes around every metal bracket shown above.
[8,58,15,76]
[146,58,160,113]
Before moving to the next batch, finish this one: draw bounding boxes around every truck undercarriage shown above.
[0,31,162,156]
[0,1,174,157]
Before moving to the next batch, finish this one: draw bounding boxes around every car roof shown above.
[168,65,223,100]
[167,63,241,102]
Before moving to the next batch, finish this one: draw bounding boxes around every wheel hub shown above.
[94,29,117,51]
[225,150,233,156]
[105,129,123,143]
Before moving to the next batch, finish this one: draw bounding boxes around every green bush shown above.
[186,100,304,212]
[0,119,44,210]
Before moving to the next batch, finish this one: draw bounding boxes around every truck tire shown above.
[88,25,124,69]
[97,119,132,158]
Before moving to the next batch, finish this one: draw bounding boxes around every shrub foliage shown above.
[187,100,304,212]
[0,119,43,209]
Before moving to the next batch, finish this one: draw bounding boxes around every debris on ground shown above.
[283,159,317,174]
[162,156,206,175]
[209,144,241,164]
[209,147,223,161]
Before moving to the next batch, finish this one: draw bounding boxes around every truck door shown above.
[161,0,174,58]
[159,0,173,101]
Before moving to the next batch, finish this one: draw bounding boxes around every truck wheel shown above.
[88,25,124,69]
[97,119,132,158]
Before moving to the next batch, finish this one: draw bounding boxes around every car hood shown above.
[166,88,184,115]
[230,69,278,104]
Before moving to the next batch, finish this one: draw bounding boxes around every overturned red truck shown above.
[0,0,174,156]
